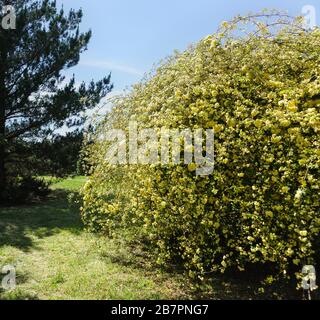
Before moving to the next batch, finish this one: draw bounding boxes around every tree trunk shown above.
[0,97,6,198]
[0,128,6,201]
[0,144,5,196]
[0,64,7,198]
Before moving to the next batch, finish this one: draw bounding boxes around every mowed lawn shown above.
[0,177,304,300]
[0,177,195,300]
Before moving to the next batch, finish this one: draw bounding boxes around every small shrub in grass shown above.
[20,176,51,198]
[3,176,51,205]
[80,12,320,286]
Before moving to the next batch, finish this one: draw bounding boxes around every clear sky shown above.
[56,0,320,92]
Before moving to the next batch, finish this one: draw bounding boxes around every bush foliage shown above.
[3,176,50,205]
[81,13,320,283]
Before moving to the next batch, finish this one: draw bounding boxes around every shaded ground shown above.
[0,177,312,300]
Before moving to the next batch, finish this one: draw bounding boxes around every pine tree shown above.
[0,0,113,197]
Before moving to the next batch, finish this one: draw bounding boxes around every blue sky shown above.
[57,0,319,92]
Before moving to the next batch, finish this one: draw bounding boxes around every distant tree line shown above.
[10,129,85,178]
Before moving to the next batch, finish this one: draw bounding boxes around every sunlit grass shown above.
[42,176,87,191]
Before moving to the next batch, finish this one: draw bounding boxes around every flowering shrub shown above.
[81,13,320,283]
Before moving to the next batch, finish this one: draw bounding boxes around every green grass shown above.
[50,176,88,191]
[41,176,87,191]
[0,176,307,300]
[0,176,195,300]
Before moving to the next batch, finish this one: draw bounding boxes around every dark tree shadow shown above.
[0,190,83,252]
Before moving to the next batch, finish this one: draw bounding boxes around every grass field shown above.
[0,177,192,299]
[0,176,306,300]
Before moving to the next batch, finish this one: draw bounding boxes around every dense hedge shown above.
[81,13,320,284]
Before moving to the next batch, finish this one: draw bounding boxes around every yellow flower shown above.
[293,259,300,266]
[271,136,282,143]
[266,211,273,218]
[287,101,298,112]
[187,163,197,172]
[214,124,224,133]
[221,21,229,29]
[299,230,307,237]
[254,119,263,128]
[279,119,291,128]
